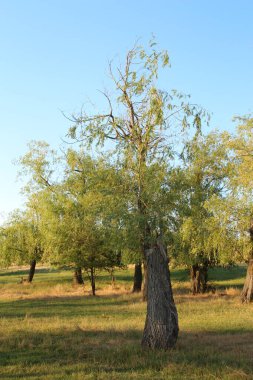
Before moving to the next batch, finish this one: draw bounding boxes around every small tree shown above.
[40,149,125,295]
[0,205,43,282]
[19,140,126,291]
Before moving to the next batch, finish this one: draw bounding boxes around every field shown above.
[0,266,252,380]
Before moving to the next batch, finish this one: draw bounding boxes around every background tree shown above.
[35,149,125,295]
[177,132,231,294]
[0,203,43,282]
[223,117,253,302]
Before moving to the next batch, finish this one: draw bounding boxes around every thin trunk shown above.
[132,262,142,293]
[90,267,96,296]
[142,260,148,301]
[73,267,84,285]
[190,264,208,294]
[241,259,253,303]
[137,186,147,301]
[110,270,116,288]
[27,259,36,283]
[141,240,179,350]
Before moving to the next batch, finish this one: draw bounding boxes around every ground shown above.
[0,266,252,379]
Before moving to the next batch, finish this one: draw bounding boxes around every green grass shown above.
[0,266,252,379]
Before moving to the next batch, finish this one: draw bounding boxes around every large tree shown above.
[68,41,205,349]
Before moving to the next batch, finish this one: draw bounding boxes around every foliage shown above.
[67,40,207,261]
[174,131,233,267]
[0,203,43,267]
[208,116,253,262]
[17,144,127,280]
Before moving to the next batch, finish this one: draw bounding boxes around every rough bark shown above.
[27,259,36,283]
[241,260,253,303]
[141,241,179,350]
[73,267,84,285]
[190,264,208,294]
[132,262,142,293]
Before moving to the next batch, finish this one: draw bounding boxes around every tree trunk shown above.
[132,262,142,293]
[190,264,208,294]
[110,270,116,288]
[73,267,84,285]
[141,241,179,350]
[27,259,36,283]
[241,260,253,303]
[90,267,96,296]
[142,260,148,301]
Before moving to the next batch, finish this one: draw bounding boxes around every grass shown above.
[0,266,252,379]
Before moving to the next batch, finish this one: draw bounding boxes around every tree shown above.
[33,148,125,294]
[68,40,205,349]
[18,138,127,293]
[224,116,253,302]
[177,132,232,293]
[0,204,43,282]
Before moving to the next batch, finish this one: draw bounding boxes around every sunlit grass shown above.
[0,266,252,379]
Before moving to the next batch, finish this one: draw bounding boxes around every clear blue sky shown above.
[0,0,253,222]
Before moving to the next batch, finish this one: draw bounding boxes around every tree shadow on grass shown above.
[208,266,247,281]
[0,290,248,320]
[0,268,61,278]
[98,273,132,282]
[171,268,189,282]
[0,296,137,319]
[0,328,252,379]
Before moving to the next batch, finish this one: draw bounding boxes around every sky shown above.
[0,0,253,223]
